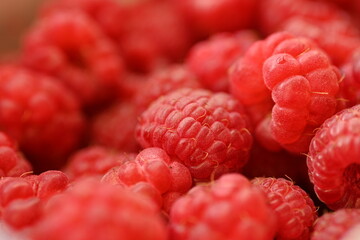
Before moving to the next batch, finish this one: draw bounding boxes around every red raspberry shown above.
[0,132,32,177]
[30,179,167,240]
[307,104,360,210]
[186,30,259,92]
[102,147,192,212]
[90,101,140,152]
[252,177,317,240]
[173,0,257,37]
[64,146,136,181]
[134,65,201,113]
[136,88,253,180]
[229,32,341,153]
[0,66,85,171]
[311,209,360,240]
[169,173,277,240]
[22,10,124,107]
[0,170,69,229]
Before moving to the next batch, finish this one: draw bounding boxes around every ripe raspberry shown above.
[134,65,201,113]
[64,146,136,181]
[173,0,257,37]
[311,209,360,240]
[30,179,167,240]
[186,30,259,92]
[0,65,85,171]
[102,147,192,212]
[307,104,360,210]
[0,132,32,177]
[252,177,317,240]
[22,10,124,107]
[169,173,277,240]
[229,32,341,153]
[90,101,140,152]
[136,88,253,180]
[0,170,69,229]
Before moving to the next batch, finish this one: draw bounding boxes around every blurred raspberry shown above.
[0,65,85,171]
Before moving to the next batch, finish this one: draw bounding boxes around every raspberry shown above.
[173,0,257,37]
[29,179,167,240]
[307,104,360,210]
[102,147,192,212]
[229,32,341,153]
[252,177,317,240]
[186,30,259,92]
[136,88,253,180]
[64,146,136,181]
[90,101,140,152]
[0,132,32,177]
[22,10,124,107]
[134,65,201,113]
[311,209,360,240]
[169,173,277,240]
[0,65,85,171]
[0,170,69,229]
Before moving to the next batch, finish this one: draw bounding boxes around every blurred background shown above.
[0,0,45,54]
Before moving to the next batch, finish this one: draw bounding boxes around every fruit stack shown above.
[0,0,360,239]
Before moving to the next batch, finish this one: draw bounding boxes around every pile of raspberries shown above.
[1,0,360,239]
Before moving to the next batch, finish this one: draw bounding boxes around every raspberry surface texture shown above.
[169,173,277,240]
[0,65,85,171]
[102,147,192,212]
[307,104,360,210]
[186,30,258,92]
[136,88,253,180]
[64,146,136,181]
[311,209,360,240]
[30,179,167,240]
[0,132,32,177]
[229,32,341,153]
[252,177,317,240]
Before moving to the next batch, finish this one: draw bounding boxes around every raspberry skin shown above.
[0,132,32,177]
[64,146,136,181]
[307,104,360,210]
[134,65,202,113]
[0,66,85,171]
[229,32,341,153]
[311,209,360,240]
[252,177,317,240]
[173,0,257,37]
[186,30,259,92]
[90,101,140,152]
[22,10,124,107]
[30,179,167,240]
[136,88,253,180]
[0,170,69,229]
[169,173,277,240]
[102,147,192,212]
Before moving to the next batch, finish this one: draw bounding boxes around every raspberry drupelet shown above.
[0,65,85,171]
[307,104,360,210]
[0,170,69,229]
[29,179,167,240]
[0,132,32,177]
[169,173,277,240]
[252,177,317,240]
[186,30,259,92]
[64,146,136,181]
[22,10,124,107]
[311,209,360,240]
[102,147,192,212]
[136,88,253,181]
[229,32,341,153]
